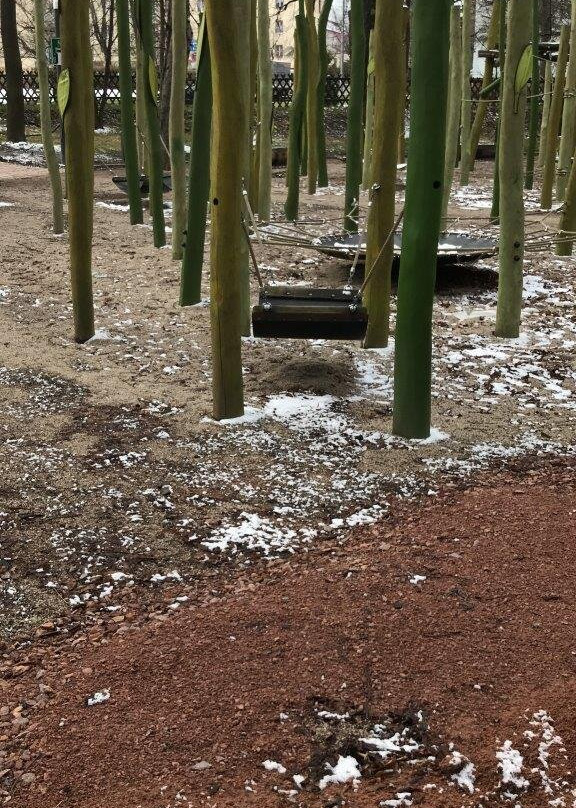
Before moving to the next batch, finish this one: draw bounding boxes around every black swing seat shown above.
[252,286,368,340]
[112,173,172,196]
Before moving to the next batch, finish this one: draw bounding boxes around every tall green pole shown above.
[524,0,539,190]
[170,0,188,259]
[305,0,319,194]
[180,16,212,306]
[343,0,366,233]
[459,0,474,181]
[135,0,166,247]
[392,0,451,439]
[362,31,375,191]
[442,4,462,223]
[541,25,570,210]
[494,0,531,338]
[206,0,250,420]
[362,0,404,349]
[557,11,576,201]
[34,0,64,235]
[317,0,334,188]
[257,0,273,221]
[116,0,143,225]
[285,3,308,221]
[60,0,95,343]
[461,0,500,184]
[490,0,506,223]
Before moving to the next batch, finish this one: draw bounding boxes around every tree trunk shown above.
[135,0,166,247]
[362,0,403,349]
[257,0,273,220]
[205,0,250,420]
[557,9,576,201]
[557,141,576,255]
[284,3,308,221]
[461,0,500,185]
[524,0,539,189]
[490,0,507,223]
[538,59,552,168]
[170,0,187,259]
[459,0,474,181]
[343,0,366,233]
[60,0,95,343]
[361,30,375,191]
[392,0,451,439]
[305,0,319,193]
[541,24,570,210]
[34,0,64,234]
[1,0,26,142]
[116,0,143,225]
[316,0,334,188]
[442,4,462,223]
[494,0,531,338]
[180,15,212,305]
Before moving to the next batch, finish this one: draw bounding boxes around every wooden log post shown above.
[541,24,570,210]
[538,60,553,167]
[362,0,404,349]
[490,0,507,224]
[442,4,463,223]
[180,16,212,306]
[116,0,143,225]
[459,0,474,183]
[135,0,166,247]
[257,0,273,221]
[343,0,366,233]
[557,10,576,201]
[60,0,95,343]
[392,0,451,440]
[494,0,531,338]
[170,0,188,258]
[461,0,500,184]
[206,0,250,420]
[305,0,320,194]
[34,0,64,234]
[362,31,375,192]
[285,3,308,221]
[316,0,334,188]
[524,0,539,189]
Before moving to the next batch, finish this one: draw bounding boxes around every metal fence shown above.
[0,70,492,109]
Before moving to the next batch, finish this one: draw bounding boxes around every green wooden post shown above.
[34,0,64,234]
[541,25,570,210]
[490,0,506,223]
[116,0,143,225]
[206,0,250,420]
[60,0,95,343]
[557,152,576,255]
[257,0,273,221]
[442,4,462,223]
[170,0,188,258]
[538,60,552,167]
[362,0,404,349]
[317,0,334,188]
[461,0,500,184]
[524,0,539,190]
[343,0,366,233]
[557,12,576,201]
[180,16,212,306]
[392,0,451,439]
[305,0,319,194]
[494,0,531,338]
[362,31,375,191]
[459,0,474,182]
[135,0,166,247]
[285,3,308,221]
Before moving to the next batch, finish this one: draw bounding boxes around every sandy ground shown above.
[0,156,575,806]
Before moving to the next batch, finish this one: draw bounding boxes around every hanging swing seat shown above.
[252,286,368,340]
[112,173,172,196]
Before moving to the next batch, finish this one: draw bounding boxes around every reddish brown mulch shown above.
[2,459,576,808]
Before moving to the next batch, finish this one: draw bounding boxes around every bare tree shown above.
[1,0,26,141]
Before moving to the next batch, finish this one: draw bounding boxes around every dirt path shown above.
[2,457,575,808]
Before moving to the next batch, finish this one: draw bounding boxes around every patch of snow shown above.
[497,741,529,791]
[86,689,110,707]
[262,760,287,775]
[319,755,362,790]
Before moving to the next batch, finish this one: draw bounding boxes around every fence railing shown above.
[0,70,492,109]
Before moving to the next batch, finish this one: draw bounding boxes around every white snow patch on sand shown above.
[319,755,362,790]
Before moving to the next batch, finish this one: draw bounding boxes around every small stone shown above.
[21,773,35,785]
[192,761,211,771]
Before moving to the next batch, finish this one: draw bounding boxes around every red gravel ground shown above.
[2,457,576,808]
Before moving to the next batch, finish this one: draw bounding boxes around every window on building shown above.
[274,44,284,59]
[275,0,284,9]
[275,19,284,33]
